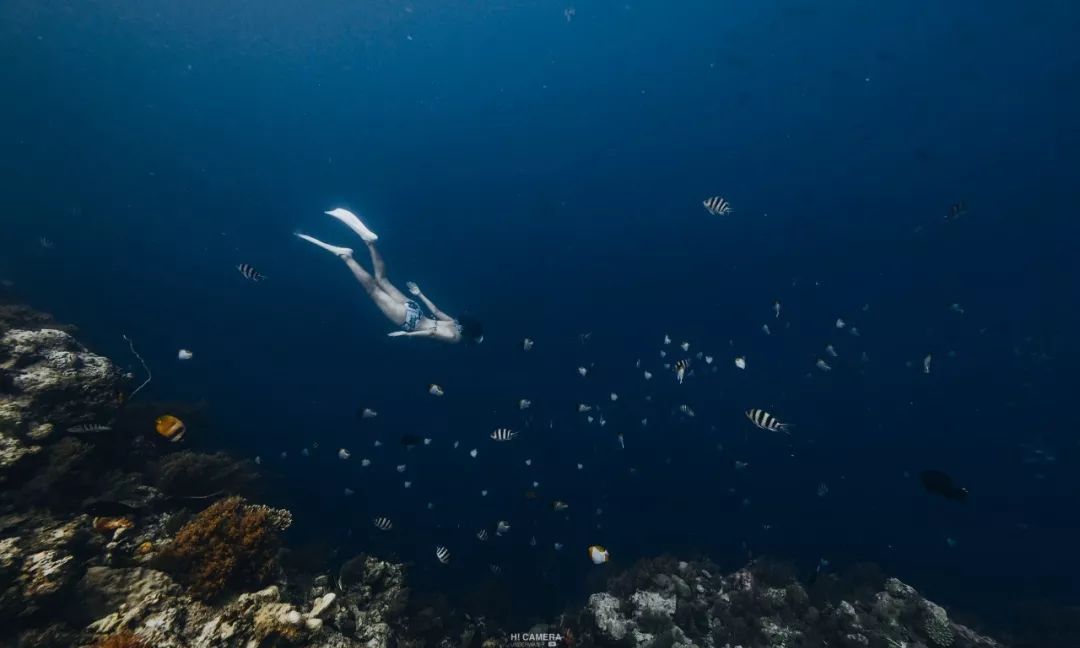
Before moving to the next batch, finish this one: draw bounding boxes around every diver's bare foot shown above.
[296,233,353,258]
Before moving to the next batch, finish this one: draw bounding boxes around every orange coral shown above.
[92,630,148,648]
[158,496,282,601]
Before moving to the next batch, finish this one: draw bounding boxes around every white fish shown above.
[469,448,478,458]
[705,355,714,365]
[453,441,460,449]
[361,408,378,419]
[532,480,539,488]
[577,366,588,377]
[588,545,611,564]
[519,399,532,410]
[617,433,625,449]
[773,300,781,319]
[522,338,535,351]
[825,344,838,357]
[950,303,965,315]
[849,327,860,337]
[338,448,351,460]
[361,458,371,467]
[734,356,746,370]
[598,416,606,427]
[659,350,667,358]
[680,342,690,352]
[429,384,444,396]
[679,404,696,417]
[423,438,432,445]
[373,440,383,447]
[735,460,749,470]
[39,236,55,250]
[578,404,592,413]
[587,416,594,424]
[643,371,653,380]
[525,458,532,466]
[254,456,262,465]
[675,359,689,384]
[427,502,434,510]
[610,393,618,402]
[301,448,310,457]
[703,196,733,216]
[435,545,450,564]
[860,351,870,363]
[641,418,648,426]
[403,481,412,488]
[816,359,832,372]
[343,488,354,496]
[396,464,406,473]
[663,334,671,345]
[577,463,584,470]
[480,489,488,497]
[836,318,846,329]
[177,349,194,361]
[530,535,537,547]
[554,542,564,550]
[280,452,288,459]
[762,324,771,336]
[497,521,510,535]
[923,354,932,374]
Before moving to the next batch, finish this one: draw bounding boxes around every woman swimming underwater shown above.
[297,208,483,344]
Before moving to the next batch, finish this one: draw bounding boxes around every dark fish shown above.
[400,434,423,448]
[83,500,138,517]
[237,263,265,282]
[919,470,968,501]
[946,201,967,221]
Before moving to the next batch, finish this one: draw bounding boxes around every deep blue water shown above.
[3,0,1080,632]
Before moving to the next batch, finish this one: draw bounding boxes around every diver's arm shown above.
[387,329,438,338]
[409,284,455,322]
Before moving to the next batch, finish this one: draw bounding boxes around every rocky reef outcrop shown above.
[0,327,124,481]
[0,309,412,648]
[549,556,1006,648]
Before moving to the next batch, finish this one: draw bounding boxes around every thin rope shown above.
[122,333,151,400]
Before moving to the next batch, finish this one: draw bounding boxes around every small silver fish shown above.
[816,359,832,372]
[429,384,444,396]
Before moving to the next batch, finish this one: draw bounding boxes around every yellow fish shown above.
[155,415,186,442]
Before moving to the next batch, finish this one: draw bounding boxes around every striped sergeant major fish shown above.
[674,359,690,384]
[435,545,451,564]
[703,196,733,216]
[372,517,393,531]
[476,529,489,541]
[237,263,265,282]
[67,423,111,434]
[745,409,791,434]
[491,428,518,441]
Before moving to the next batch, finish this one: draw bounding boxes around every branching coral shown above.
[157,496,285,601]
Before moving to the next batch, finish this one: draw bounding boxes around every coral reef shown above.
[552,557,1005,648]
[0,327,124,481]
[91,629,148,648]
[149,450,261,499]
[155,496,285,601]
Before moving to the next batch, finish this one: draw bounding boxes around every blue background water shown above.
[2,0,1079,631]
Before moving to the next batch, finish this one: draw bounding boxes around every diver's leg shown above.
[325,207,378,243]
[365,241,409,303]
[296,233,375,294]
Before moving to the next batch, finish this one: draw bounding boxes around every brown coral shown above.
[91,630,148,648]
[157,496,283,601]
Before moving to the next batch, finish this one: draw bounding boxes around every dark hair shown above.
[457,315,484,344]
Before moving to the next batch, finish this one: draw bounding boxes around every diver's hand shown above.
[387,331,407,337]
[406,281,421,296]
